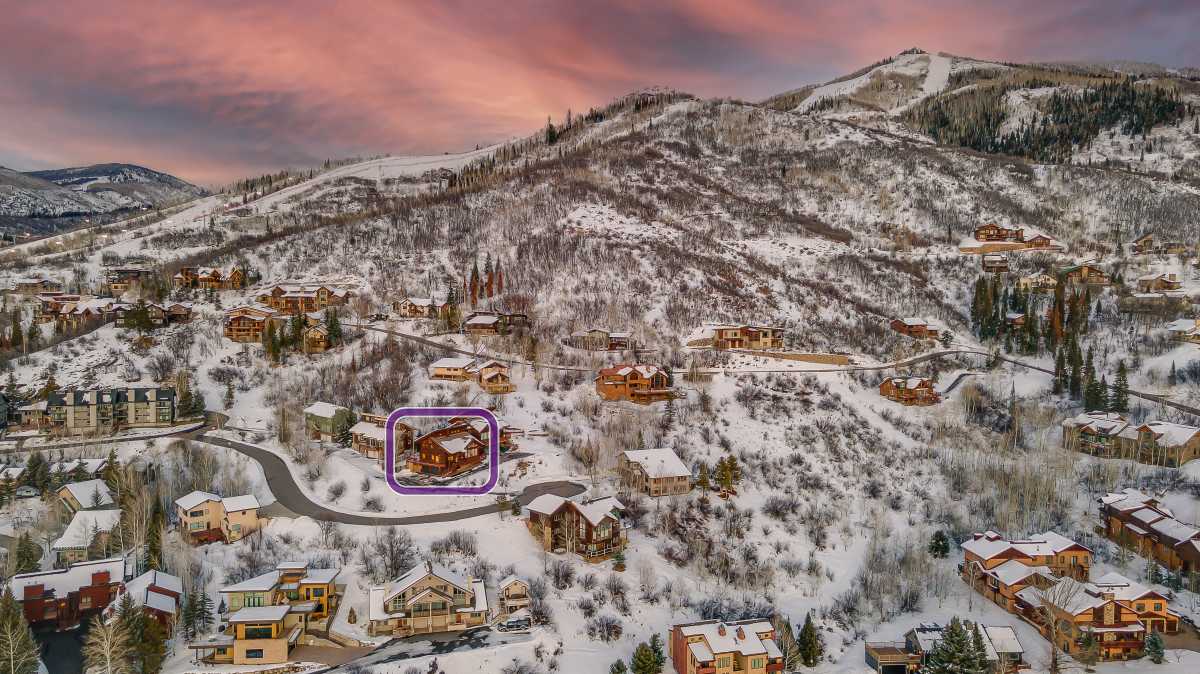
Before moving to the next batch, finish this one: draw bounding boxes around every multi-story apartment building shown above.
[366,561,489,637]
[174,490,262,544]
[41,387,176,437]
[1099,489,1200,573]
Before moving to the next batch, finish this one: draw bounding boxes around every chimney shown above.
[717,624,726,636]
[736,627,745,640]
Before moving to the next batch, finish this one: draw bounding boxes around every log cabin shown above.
[408,425,486,477]
[889,318,940,339]
[879,377,939,406]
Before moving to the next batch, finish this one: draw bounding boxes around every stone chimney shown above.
[717,624,726,636]
[736,627,745,640]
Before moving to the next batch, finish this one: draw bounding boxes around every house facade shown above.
[889,318,940,339]
[961,530,1092,582]
[349,413,416,470]
[525,494,626,562]
[408,425,486,477]
[52,509,123,567]
[497,576,530,616]
[1136,273,1182,293]
[393,297,454,319]
[865,622,1026,674]
[223,304,283,343]
[595,364,674,404]
[175,491,262,544]
[879,377,939,406]
[366,561,489,637]
[173,266,245,290]
[619,448,691,497]
[302,402,353,443]
[1098,489,1200,573]
[975,224,1024,242]
[567,328,632,351]
[1060,264,1111,286]
[709,325,785,350]
[982,254,1010,273]
[1062,411,1200,468]
[256,283,351,315]
[669,618,784,674]
[462,311,529,336]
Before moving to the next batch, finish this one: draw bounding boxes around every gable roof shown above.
[9,557,127,599]
[175,490,220,511]
[60,479,114,507]
[303,402,347,419]
[52,509,123,550]
[622,448,690,479]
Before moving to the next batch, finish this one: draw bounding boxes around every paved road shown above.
[195,433,584,525]
[322,626,532,672]
[939,371,979,396]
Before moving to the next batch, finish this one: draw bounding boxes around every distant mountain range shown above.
[0,162,206,234]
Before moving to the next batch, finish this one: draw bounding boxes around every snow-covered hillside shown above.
[0,162,206,219]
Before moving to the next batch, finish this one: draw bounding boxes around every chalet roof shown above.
[984,559,1054,587]
[431,357,476,369]
[1117,420,1200,448]
[960,530,1089,561]
[596,363,665,380]
[122,569,183,615]
[9,557,127,599]
[499,575,526,590]
[50,458,108,475]
[350,420,387,441]
[465,314,500,325]
[1091,572,1165,603]
[221,495,259,512]
[900,317,927,326]
[60,479,114,507]
[434,434,479,455]
[52,509,122,550]
[303,402,348,419]
[175,490,221,511]
[622,448,690,479]
[983,626,1023,656]
[526,494,625,525]
[674,618,778,658]
[385,561,471,601]
[1063,410,1128,436]
[982,254,1008,262]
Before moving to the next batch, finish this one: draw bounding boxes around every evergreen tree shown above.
[326,309,342,344]
[696,462,710,491]
[797,612,822,667]
[928,530,950,558]
[649,633,666,672]
[920,618,970,674]
[1169,361,1178,387]
[630,641,658,674]
[1146,630,1165,664]
[13,533,41,574]
[610,661,628,674]
[1111,361,1130,412]
[967,623,990,674]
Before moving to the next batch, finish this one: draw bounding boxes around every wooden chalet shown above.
[669,618,784,674]
[393,297,454,319]
[982,254,1010,273]
[350,413,416,470]
[256,283,351,315]
[223,304,283,343]
[10,277,62,295]
[1060,263,1110,286]
[462,311,529,336]
[408,425,486,477]
[173,266,245,291]
[1136,272,1182,293]
[497,576,530,616]
[889,318,940,339]
[9,557,127,628]
[567,328,632,351]
[879,377,939,406]
[961,530,1092,582]
[1018,273,1057,293]
[1133,233,1189,256]
[525,494,626,562]
[1098,489,1200,573]
[594,363,674,404]
[709,324,785,350]
[366,561,489,637]
[974,224,1024,242]
[103,267,157,295]
[619,448,691,497]
[471,359,515,394]
[1062,410,1200,468]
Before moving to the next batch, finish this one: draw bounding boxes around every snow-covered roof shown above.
[1063,410,1128,435]
[303,568,341,584]
[675,619,779,658]
[60,479,114,507]
[435,435,478,455]
[122,569,183,615]
[960,530,1087,561]
[52,509,122,550]
[303,402,347,419]
[983,559,1052,587]
[622,448,690,479]
[431,357,476,369]
[1100,488,1172,516]
[465,315,499,325]
[350,420,386,441]
[1119,420,1200,448]
[221,571,280,593]
[221,495,259,512]
[375,561,472,611]
[175,490,220,511]
[9,557,126,599]
[983,626,1022,656]
[499,575,526,591]
[526,494,624,525]
[228,606,290,623]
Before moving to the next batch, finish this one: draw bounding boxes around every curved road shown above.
[196,433,584,525]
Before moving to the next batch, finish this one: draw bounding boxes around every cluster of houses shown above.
[879,377,940,406]
[1062,410,1200,468]
[1132,233,1190,257]
[686,324,786,351]
[30,293,194,331]
[303,403,520,478]
[960,530,1180,661]
[1099,489,1200,574]
[865,622,1026,674]
[10,557,182,632]
[222,281,353,351]
[9,386,179,437]
[430,357,516,394]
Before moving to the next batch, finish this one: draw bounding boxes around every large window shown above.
[244,626,273,639]
[245,649,264,659]
[245,593,264,607]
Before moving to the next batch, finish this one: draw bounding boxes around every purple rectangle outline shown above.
[384,406,500,495]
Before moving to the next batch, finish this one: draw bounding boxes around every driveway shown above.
[195,433,584,525]
[34,623,87,674]
[324,627,533,671]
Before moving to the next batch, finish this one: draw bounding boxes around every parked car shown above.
[496,612,531,632]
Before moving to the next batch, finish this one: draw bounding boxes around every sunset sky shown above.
[2,0,1197,186]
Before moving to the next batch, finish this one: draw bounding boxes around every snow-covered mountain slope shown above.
[0,162,206,221]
